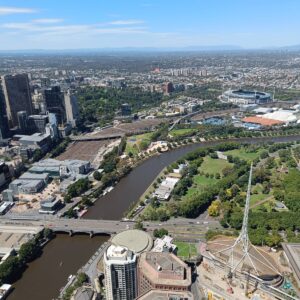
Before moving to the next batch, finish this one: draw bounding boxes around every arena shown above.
[221,89,272,105]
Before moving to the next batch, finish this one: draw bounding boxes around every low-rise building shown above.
[9,178,45,195]
[19,172,49,184]
[17,133,51,153]
[137,252,192,297]
[39,196,62,214]
[152,236,177,253]
[29,158,90,178]
[153,177,179,201]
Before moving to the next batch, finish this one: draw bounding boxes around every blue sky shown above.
[0,0,299,50]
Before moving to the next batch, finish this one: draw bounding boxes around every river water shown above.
[7,135,300,300]
[7,234,109,300]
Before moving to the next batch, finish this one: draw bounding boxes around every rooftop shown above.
[242,116,284,126]
[105,245,136,263]
[139,252,191,287]
[111,229,153,254]
[19,133,51,142]
[137,290,194,300]
[206,236,281,280]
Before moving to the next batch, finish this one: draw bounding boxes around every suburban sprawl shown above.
[0,50,300,300]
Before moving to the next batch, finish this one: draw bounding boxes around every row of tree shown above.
[0,229,53,285]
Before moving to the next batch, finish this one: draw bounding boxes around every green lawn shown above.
[201,157,232,175]
[224,148,262,162]
[170,128,197,137]
[174,241,198,258]
[252,198,275,212]
[250,193,268,206]
[194,174,217,186]
[186,175,218,197]
[125,133,153,155]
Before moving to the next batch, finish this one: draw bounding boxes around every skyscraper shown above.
[1,74,33,128]
[104,245,137,300]
[44,86,66,125]
[0,87,10,139]
[64,90,79,127]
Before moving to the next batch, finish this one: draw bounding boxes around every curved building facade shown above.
[221,89,272,105]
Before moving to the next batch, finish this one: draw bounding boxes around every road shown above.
[0,215,220,239]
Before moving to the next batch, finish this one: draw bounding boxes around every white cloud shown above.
[109,19,144,25]
[32,18,64,24]
[0,6,37,15]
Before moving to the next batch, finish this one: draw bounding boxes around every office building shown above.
[17,133,52,154]
[45,123,59,140]
[17,111,28,133]
[0,162,11,188]
[28,115,49,134]
[0,88,10,139]
[1,74,33,128]
[64,90,79,127]
[137,252,192,297]
[44,86,66,125]
[104,245,137,300]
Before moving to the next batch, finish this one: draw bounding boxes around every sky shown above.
[0,0,299,50]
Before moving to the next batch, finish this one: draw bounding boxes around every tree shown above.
[18,240,41,263]
[134,220,144,230]
[260,150,269,159]
[208,200,221,217]
[0,256,20,284]
[32,149,43,162]
[43,228,54,240]
[93,170,102,181]
[153,228,169,238]
[265,232,282,247]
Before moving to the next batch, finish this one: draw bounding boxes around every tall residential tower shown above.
[104,245,137,300]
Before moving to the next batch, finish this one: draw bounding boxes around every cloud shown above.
[1,21,147,35]
[109,19,144,25]
[0,6,37,15]
[32,18,64,24]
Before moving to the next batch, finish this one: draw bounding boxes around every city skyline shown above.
[0,0,300,50]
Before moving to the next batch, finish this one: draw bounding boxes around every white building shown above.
[104,245,137,300]
[64,90,79,128]
[152,235,177,253]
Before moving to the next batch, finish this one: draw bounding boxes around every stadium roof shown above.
[242,116,284,126]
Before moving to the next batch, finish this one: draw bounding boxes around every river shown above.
[7,234,109,300]
[84,135,300,220]
[7,134,300,300]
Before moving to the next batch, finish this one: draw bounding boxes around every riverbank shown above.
[7,234,109,300]
[84,133,300,220]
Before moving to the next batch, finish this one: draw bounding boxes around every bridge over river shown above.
[0,216,219,237]
[0,217,135,237]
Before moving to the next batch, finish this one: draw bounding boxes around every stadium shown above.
[220,89,272,105]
